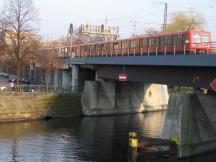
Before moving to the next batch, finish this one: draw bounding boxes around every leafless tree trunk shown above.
[0,0,39,84]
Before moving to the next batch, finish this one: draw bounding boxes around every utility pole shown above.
[68,23,73,57]
[163,2,168,33]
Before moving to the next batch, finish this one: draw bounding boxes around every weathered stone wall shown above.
[0,93,82,122]
[81,81,169,116]
[116,82,169,112]
[161,94,216,158]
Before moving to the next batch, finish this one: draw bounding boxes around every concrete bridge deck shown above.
[58,54,216,89]
[59,54,216,67]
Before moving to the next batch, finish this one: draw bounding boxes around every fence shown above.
[0,84,83,93]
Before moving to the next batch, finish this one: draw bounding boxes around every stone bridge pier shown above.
[161,94,216,158]
[81,81,169,116]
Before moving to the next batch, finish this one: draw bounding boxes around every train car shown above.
[52,29,211,58]
[188,29,211,53]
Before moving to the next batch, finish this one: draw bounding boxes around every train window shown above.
[90,45,95,51]
[114,43,120,50]
[173,36,178,45]
[201,33,209,43]
[82,46,87,52]
[101,44,104,50]
[96,44,101,51]
[80,46,84,52]
[192,33,201,43]
[160,37,165,46]
[74,47,79,54]
[143,39,148,47]
[122,41,129,49]
[173,35,182,45]
[72,47,75,52]
[155,38,159,46]
[149,38,159,46]
[67,47,70,53]
[103,44,109,50]
[131,40,139,48]
[149,39,154,46]
[182,35,188,44]
[110,43,113,50]
[166,37,172,46]
[178,35,182,44]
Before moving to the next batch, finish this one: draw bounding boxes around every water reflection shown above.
[0,111,215,162]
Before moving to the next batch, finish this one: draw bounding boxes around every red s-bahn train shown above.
[52,29,212,58]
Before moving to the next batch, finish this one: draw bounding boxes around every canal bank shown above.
[0,93,82,122]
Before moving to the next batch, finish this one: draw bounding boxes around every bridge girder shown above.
[97,65,216,89]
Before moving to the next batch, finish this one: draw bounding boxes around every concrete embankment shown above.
[81,81,169,116]
[0,93,82,122]
[161,93,216,158]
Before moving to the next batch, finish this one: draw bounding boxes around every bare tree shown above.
[167,10,206,33]
[0,0,39,84]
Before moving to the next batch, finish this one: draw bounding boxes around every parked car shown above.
[20,77,30,84]
[0,72,9,78]
[8,75,16,82]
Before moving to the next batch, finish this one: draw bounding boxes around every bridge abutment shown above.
[161,94,216,158]
[81,81,169,116]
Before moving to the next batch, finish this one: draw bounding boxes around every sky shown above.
[0,0,216,41]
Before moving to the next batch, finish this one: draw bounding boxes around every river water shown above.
[0,111,215,162]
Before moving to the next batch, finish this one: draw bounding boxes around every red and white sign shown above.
[210,79,216,92]
[119,74,127,81]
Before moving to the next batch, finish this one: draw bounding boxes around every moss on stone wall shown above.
[0,93,82,122]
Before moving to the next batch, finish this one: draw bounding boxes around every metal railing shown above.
[0,84,83,93]
[55,42,216,59]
